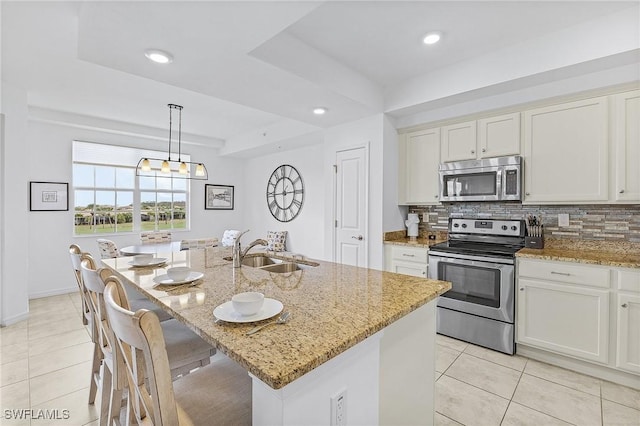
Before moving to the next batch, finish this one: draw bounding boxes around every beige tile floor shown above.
[435,334,640,426]
[1,293,639,425]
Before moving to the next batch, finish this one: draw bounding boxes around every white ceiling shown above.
[2,1,638,157]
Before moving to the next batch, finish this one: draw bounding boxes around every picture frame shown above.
[205,184,234,210]
[30,181,69,211]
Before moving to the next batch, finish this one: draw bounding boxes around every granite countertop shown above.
[383,237,447,248]
[516,238,640,269]
[101,248,451,389]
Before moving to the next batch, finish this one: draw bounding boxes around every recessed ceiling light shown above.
[313,107,328,115]
[144,49,173,64]
[423,32,442,45]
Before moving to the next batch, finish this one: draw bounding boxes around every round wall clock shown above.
[266,164,304,222]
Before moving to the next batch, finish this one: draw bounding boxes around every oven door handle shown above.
[428,251,515,265]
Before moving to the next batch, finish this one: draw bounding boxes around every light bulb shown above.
[195,163,205,177]
[423,32,441,45]
[179,162,188,174]
[141,158,151,172]
[161,160,171,173]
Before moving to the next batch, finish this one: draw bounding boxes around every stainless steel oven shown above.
[428,218,525,355]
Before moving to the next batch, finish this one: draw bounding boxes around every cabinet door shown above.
[616,293,640,373]
[613,90,640,202]
[440,121,477,162]
[523,97,609,203]
[399,129,441,205]
[517,278,609,363]
[478,113,520,158]
[390,260,427,278]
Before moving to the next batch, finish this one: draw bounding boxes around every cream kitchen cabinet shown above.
[384,245,428,278]
[441,113,520,163]
[440,121,477,162]
[477,112,521,158]
[615,268,640,374]
[523,96,609,203]
[398,128,441,205]
[517,259,611,364]
[613,90,640,202]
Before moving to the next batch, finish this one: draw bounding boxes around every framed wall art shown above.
[30,181,69,211]
[205,184,234,210]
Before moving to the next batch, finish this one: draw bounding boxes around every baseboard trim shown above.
[517,344,640,390]
[29,287,77,300]
[1,311,29,327]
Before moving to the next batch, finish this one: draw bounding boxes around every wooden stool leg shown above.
[88,342,101,404]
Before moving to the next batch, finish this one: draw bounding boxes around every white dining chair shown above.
[140,231,172,244]
[179,237,219,250]
[80,255,217,425]
[104,277,251,425]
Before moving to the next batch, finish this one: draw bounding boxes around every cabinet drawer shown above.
[616,268,640,293]
[518,259,610,289]
[389,246,428,263]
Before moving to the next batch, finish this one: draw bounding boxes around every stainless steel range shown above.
[428,218,525,355]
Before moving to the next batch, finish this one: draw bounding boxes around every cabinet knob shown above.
[434,195,439,199]
[482,148,486,153]
[551,271,571,276]
[402,254,415,257]
[519,288,524,291]
[620,189,625,194]
[525,192,531,196]
[621,303,628,308]
[471,150,475,154]
[422,271,425,275]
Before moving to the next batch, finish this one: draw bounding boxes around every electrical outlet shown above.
[558,213,570,227]
[330,389,347,426]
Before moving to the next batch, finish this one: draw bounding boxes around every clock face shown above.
[266,164,304,222]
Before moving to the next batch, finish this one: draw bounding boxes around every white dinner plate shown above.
[213,298,283,323]
[128,257,168,267]
[152,272,204,286]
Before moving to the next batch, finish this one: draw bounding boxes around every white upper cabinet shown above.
[477,112,521,158]
[398,128,441,205]
[523,96,609,204]
[440,121,477,162]
[613,90,640,202]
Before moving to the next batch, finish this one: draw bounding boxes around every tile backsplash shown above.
[409,203,640,243]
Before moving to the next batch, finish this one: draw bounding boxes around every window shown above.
[72,141,190,235]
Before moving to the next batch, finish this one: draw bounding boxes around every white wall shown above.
[242,144,325,260]
[323,114,386,270]
[25,118,245,299]
[1,84,30,325]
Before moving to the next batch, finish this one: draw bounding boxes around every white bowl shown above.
[232,292,265,316]
[134,254,154,265]
[166,266,191,281]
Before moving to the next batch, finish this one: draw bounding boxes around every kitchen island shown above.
[101,247,451,425]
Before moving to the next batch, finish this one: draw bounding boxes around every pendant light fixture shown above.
[136,104,208,180]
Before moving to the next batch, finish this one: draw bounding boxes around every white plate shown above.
[129,257,168,267]
[213,298,283,323]
[152,271,204,286]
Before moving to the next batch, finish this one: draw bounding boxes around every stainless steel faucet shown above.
[232,230,267,267]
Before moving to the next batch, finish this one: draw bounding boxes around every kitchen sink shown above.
[259,263,301,273]
[241,256,278,267]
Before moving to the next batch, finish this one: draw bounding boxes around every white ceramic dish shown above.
[128,257,167,267]
[152,271,204,285]
[232,292,265,316]
[213,298,283,323]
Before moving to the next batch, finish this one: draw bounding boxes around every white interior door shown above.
[334,147,368,267]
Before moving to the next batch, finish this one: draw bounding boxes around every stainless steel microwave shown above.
[439,155,522,202]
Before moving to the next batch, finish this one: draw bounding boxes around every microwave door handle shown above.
[496,169,504,199]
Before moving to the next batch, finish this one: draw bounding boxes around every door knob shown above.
[351,235,364,241]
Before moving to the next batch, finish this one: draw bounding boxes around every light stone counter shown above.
[101,247,451,390]
[516,238,640,269]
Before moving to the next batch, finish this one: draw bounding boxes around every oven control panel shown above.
[449,218,523,237]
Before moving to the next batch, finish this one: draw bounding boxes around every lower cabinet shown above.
[384,245,428,278]
[517,277,609,363]
[517,258,640,378]
[616,293,640,373]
